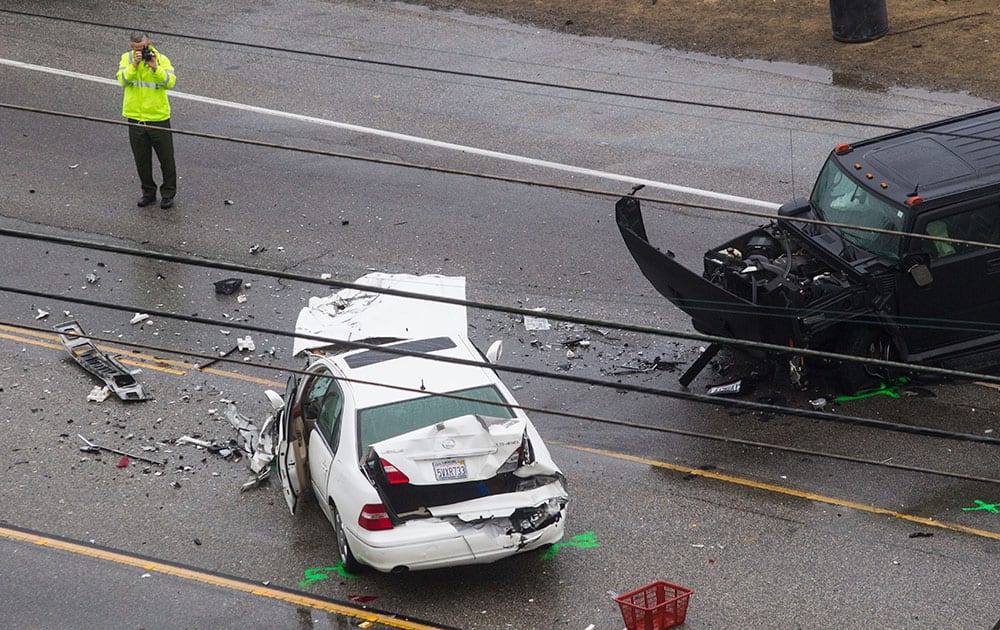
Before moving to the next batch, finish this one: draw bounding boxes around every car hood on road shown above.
[292,273,467,356]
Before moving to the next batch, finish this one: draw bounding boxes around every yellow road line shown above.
[0,525,442,630]
[558,443,1000,541]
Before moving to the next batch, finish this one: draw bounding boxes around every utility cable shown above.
[3,218,1000,384]
[17,319,1000,484]
[6,279,1000,448]
[4,102,996,258]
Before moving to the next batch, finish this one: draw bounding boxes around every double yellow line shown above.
[0,323,282,387]
[0,525,442,629]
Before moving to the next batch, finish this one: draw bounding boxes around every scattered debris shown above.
[236,294,247,304]
[85,273,98,284]
[809,397,827,410]
[214,278,243,295]
[224,199,234,205]
[56,320,150,401]
[248,244,265,255]
[225,402,275,477]
[610,357,680,375]
[77,434,165,466]
[35,309,49,320]
[348,595,379,604]
[117,456,130,468]
[908,532,934,538]
[129,313,150,325]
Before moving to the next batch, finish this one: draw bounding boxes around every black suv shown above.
[617,106,1000,391]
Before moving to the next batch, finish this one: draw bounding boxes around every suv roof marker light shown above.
[854,163,862,170]
[835,144,852,155]
[866,173,874,179]
[880,182,888,188]
[906,195,923,206]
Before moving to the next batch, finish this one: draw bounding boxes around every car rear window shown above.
[357,385,515,454]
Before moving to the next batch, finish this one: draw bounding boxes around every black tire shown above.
[333,505,363,574]
[838,327,894,393]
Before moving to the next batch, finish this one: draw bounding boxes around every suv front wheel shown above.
[838,326,896,393]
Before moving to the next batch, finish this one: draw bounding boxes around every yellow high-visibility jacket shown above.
[116,46,176,122]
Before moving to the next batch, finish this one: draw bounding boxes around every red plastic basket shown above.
[615,580,692,630]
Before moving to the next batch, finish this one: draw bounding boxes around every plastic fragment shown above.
[130,313,150,324]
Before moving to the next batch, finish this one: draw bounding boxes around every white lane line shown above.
[2,57,781,210]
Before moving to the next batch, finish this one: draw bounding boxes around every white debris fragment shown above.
[236,294,248,303]
[86,273,98,284]
[237,335,256,352]
[130,313,150,324]
[523,309,551,331]
[176,435,212,448]
[35,309,49,320]
[320,273,333,280]
[566,349,576,359]
[69,163,79,169]
[219,329,231,336]
[86,385,111,402]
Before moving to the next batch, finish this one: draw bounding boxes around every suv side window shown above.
[916,203,1000,259]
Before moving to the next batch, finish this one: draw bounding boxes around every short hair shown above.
[129,32,148,43]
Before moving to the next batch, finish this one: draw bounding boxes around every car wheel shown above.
[838,327,894,393]
[333,504,363,574]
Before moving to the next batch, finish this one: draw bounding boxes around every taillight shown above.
[380,458,409,484]
[359,503,394,531]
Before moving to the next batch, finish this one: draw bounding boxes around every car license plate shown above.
[433,458,467,481]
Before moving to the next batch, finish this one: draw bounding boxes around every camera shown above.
[141,45,154,62]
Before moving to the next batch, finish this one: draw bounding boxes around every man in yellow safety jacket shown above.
[117,32,177,209]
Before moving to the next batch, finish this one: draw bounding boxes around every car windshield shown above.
[357,385,515,455]
[810,157,908,260]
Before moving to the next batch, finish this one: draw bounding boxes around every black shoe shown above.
[160,197,174,209]
[137,195,156,207]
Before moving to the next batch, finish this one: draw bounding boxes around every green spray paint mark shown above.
[541,530,600,560]
[298,562,357,587]
[834,377,909,402]
[962,500,1000,514]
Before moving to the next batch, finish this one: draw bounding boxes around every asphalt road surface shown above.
[1,2,999,628]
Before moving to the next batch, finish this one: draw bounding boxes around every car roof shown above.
[319,334,505,409]
[831,105,1000,210]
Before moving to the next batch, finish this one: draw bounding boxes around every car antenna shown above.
[420,379,426,391]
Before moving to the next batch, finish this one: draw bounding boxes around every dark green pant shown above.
[128,118,176,198]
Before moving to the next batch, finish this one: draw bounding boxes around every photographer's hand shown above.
[146,56,158,71]
[132,50,142,67]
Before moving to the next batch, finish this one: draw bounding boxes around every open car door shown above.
[276,374,307,515]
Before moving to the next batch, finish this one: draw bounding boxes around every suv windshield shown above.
[810,158,907,260]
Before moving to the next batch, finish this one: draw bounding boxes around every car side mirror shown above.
[486,340,503,363]
[264,389,285,411]
[908,263,933,287]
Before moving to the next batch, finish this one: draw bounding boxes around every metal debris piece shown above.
[77,434,165,466]
[35,309,49,320]
[130,313,150,325]
[85,273,98,284]
[214,278,243,295]
[225,402,275,475]
[56,321,149,401]
[706,380,743,396]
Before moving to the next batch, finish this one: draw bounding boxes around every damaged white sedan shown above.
[263,273,568,573]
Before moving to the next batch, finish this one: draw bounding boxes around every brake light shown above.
[380,458,409,484]
[359,503,393,531]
